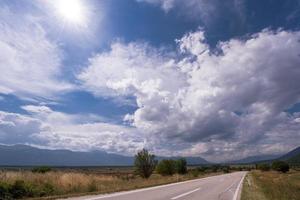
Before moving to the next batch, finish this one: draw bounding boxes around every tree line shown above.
[134,149,188,178]
[256,160,290,173]
[134,149,292,179]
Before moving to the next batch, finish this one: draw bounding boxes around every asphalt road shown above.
[63,172,247,200]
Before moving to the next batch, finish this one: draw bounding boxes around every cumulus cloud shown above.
[0,111,47,145]
[20,105,143,155]
[78,29,300,161]
[0,7,73,100]
[78,42,186,98]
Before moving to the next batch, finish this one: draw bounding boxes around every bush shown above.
[40,183,54,196]
[272,161,289,173]
[176,159,187,174]
[0,182,10,199]
[257,163,271,171]
[190,169,199,177]
[32,166,52,173]
[0,180,55,199]
[134,149,157,178]
[222,166,230,173]
[211,165,221,172]
[156,159,177,176]
[9,180,29,199]
[197,166,211,173]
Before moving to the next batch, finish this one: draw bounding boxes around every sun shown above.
[55,0,86,25]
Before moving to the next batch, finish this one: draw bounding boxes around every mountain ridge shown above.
[227,154,282,164]
[227,146,300,164]
[0,144,209,166]
[278,146,300,164]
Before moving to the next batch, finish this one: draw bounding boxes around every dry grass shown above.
[241,170,300,200]
[241,172,267,200]
[0,169,221,199]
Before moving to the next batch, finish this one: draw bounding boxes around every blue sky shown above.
[0,0,300,162]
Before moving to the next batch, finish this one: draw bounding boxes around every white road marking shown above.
[232,173,247,200]
[171,188,201,200]
[218,180,237,199]
[224,181,237,193]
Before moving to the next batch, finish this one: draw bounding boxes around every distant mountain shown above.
[0,144,134,166]
[286,154,300,164]
[225,146,300,165]
[279,146,300,164]
[279,146,300,160]
[0,145,209,166]
[228,154,281,164]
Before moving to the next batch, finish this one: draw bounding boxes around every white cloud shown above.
[78,29,300,161]
[0,111,47,145]
[19,105,143,155]
[137,0,175,11]
[0,7,73,100]
[0,105,145,155]
[78,42,186,98]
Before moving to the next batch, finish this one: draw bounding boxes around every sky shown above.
[0,0,300,162]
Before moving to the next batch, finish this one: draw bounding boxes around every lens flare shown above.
[55,0,86,25]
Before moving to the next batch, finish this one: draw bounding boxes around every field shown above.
[241,170,300,200]
[0,166,222,199]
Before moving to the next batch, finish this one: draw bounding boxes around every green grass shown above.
[241,170,300,200]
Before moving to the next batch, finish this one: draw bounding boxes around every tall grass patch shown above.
[0,169,221,199]
[242,170,300,200]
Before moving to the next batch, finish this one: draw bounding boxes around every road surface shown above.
[63,172,247,200]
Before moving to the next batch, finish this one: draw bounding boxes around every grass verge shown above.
[241,170,300,200]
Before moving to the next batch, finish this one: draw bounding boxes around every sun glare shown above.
[55,0,86,25]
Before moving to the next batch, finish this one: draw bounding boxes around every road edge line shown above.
[233,172,247,200]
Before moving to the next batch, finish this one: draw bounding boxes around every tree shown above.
[271,161,289,173]
[156,159,176,176]
[221,165,230,173]
[134,149,157,179]
[31,166,52,173]
[176,158,187,174]
[211,165,221,172]
[257,163,271,171]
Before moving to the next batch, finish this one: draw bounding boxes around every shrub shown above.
[32,166,52,173]
[0,182,10,199]
[222,166,230,173]
[197,166,211,173]
[134,149,157,178]
[176,159,188,174]
[9,180,28,199]
[272,161,290,173]
[190,169,199,177]
[40,183,54,196]
[211,165,221,172]
[257,163,271,171]
[156,159,177,176]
